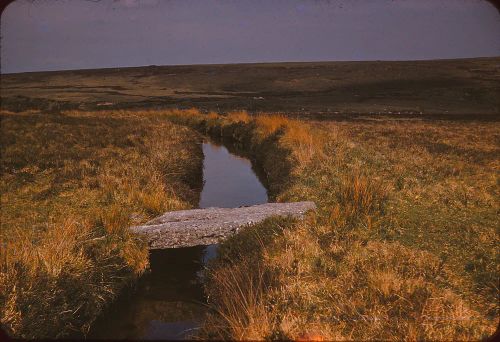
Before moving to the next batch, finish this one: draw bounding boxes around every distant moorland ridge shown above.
[1,57,499,118]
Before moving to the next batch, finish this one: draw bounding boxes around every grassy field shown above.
[1,57,498,339]
[157,109,499,340]
[1,108,498,340]
[2,58,499,117]
[0,110,202,338]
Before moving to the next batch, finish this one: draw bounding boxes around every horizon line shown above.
[2,55,499,76]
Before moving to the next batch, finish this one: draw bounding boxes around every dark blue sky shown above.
[1,0,499,73]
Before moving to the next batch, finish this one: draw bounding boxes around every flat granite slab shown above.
[130,201,316,249]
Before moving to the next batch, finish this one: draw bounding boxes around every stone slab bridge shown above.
[130,201,316,249]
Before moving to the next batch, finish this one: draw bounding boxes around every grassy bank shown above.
[0,110,203,338]
[160,109,498,340]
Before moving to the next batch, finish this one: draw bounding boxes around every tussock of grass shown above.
[161,109,498,340]
[0,110,202,338]
[202,217,293,340]
[204,260,273,340]
[227,110,251,124]
[254,114,290,135]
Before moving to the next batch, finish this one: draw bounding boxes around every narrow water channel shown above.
[88,141,268,340]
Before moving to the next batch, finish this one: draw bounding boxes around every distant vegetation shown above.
[2,58,499,117]
[0,110,202,338]
[161,109,498,340]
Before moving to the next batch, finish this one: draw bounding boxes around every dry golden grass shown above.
[5,107,495,339]
[0,110,202,338]
[227,110,251,124]
[254,114,290,135]
[204,260,273,340]
[160,109,498,340]
[325,119,500,310]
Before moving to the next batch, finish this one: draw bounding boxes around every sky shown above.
[1,0,499,73]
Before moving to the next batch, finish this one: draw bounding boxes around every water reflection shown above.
[89,247,210,340]
[88,141,268,340]
[199,142,268,208]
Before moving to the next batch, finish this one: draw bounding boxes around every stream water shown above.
[88,141,268,340]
